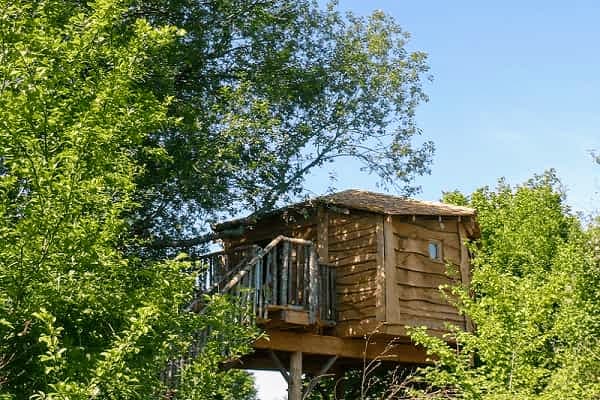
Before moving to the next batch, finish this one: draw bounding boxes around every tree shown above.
[409,172,600,399]
[123,0,434,256]
[0,0,435,397]
[0,1,257,398]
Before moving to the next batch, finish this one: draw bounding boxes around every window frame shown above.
[428,239,443,263]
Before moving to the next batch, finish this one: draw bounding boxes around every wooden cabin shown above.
[198,189,479,399]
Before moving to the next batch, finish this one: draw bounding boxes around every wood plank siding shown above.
[385,216,467,334]
[327,211,381,337]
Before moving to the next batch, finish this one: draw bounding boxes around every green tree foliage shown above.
[0,0,435,397]
[0,1,257,398]
[409,172,600,400]
[126,0,433,255]
[304,367,421,400]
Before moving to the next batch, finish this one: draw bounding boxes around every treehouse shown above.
[196,189,479,399]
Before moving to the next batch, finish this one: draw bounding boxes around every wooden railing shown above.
[163,237,337,388]
[318,263,336,323]
[196,236,336,324]
[194,244,259,292]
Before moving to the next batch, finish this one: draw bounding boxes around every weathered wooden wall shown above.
[327,210,382,337]
[384,216,467,336]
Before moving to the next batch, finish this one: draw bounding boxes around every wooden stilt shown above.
[289,351,302,400]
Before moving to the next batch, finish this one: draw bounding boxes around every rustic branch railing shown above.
[196,236,336,324]
[196,244,260,293]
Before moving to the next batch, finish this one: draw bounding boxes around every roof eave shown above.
[213,197,476,232]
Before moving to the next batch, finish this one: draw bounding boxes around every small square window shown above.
[428,241,441,261]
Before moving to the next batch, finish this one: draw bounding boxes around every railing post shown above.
[281,241,289,306]
[272,244,278,305]
[320,264,327,321]
[303,245,310,307]
[308,244,319,324]
[258,257,264,319]
[330,266,336,321]
[254,259,261,318]
[294,244,304,306]
[265,252,272,317]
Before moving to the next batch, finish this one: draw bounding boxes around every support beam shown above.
[254,330,428,364]
[303,356,338,399]
[289,351,303,400]
[268,350,289,384]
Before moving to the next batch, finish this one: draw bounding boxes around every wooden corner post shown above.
[375,216,386,321]
[383,215,397,323]
[316,206,329,262]
[457,221,474,332]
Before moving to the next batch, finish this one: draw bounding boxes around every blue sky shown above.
[255,1,599,398]
[304,0,599,215]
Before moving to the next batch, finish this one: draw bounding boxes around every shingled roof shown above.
[215,189,475,231]
[319,189,475,217]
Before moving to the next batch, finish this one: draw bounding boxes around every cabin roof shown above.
[215,189,476,231]
[318,189,475,217]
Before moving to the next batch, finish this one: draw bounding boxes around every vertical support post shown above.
[458,221,474,332]
[317,206,330,319]
[375,216,386,321]
[289,351,303,400]
[266,252,272,306]
[255,258,262,319]
[216,254,222,284]
[249,262,256,317]
[289,243,295,304]
[316,206,329,262]
[330,267,336,321]
[273,244,279,305]
[303,245,310,307]
[308,244,319,324]
[319,265,325,321]
[208,259,212,292]
[281,241,289,305]
[325,265,331,320]
[296,244,302,304]
[239,274,246,321]
[383,215,398,322]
